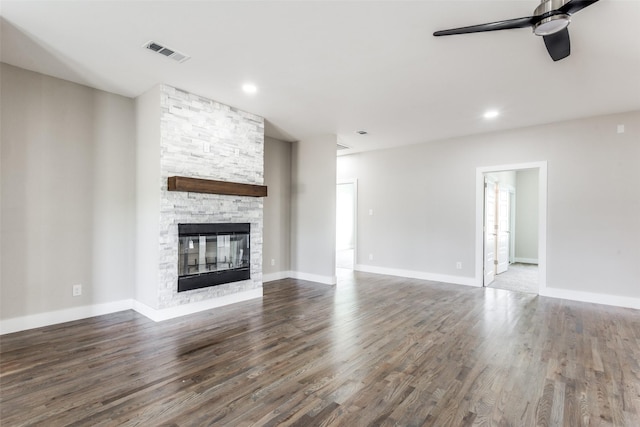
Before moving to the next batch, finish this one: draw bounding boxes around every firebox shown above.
[177,223,250,292]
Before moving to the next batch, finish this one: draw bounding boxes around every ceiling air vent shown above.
[143,41,190,63]
[337,143,351,151]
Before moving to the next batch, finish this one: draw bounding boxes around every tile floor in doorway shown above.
[489,262,539,294]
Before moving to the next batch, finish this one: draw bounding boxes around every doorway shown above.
[336,180,357,270]
[476,162,547,293]
[483,171,516,285]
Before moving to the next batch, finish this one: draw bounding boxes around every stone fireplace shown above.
[136,84,264,316]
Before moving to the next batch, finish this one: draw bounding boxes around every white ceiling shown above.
[2,0,639,153]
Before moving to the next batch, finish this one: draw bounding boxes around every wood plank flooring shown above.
[1,272,640,426]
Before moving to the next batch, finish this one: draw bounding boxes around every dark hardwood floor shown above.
[1,272,639,426]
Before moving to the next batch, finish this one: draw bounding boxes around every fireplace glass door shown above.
[178,233,249,276]
[177,223,250,292]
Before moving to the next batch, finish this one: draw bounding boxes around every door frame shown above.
[336,179,358,269]
[475,162,547,292]
[508,187,516,264]
[483,177,498,286]
[495,183,513,275]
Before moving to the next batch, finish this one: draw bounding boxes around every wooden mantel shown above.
[167,176,267,197]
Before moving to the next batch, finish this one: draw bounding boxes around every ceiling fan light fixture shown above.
[433,0,600,61]
[533,14,570,36]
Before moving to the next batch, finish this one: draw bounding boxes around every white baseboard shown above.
[263,271,293,283]
[514,258,538,264]
[1,288,264,334]
[289,271,337,286]
[355,264,479,287]
[540,287,640,310]
[0,299,134,335]
[6,281,635,336]
[133,287,263,322]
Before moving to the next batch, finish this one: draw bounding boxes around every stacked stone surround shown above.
[158,85,264,309]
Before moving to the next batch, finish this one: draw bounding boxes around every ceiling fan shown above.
[433,0,600,61]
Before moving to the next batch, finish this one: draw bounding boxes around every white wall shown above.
[134,85,161,308]
[291,135,337,284]
[486,170,516,188]
[515,169,539,262]
[338,111,640,300]
[1,63,136,320]
[263,137,291,279]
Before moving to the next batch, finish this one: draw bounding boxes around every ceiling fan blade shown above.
[558,0,600,15]
[433,16,536,36]
[543,28,571,61]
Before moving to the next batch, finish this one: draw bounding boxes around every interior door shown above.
[336,182,356,269]
[496,186,511,274]
[484,179,497,286]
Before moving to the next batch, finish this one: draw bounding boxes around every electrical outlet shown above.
[72,284,82,297]
[369,253,374,261]
[456,262,462,270]
[369,209,374,216]
[271,259,275,266]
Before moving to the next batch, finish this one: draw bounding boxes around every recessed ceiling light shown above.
[483,110,500,119]
[355,130,368,135]
[242,83,257,94]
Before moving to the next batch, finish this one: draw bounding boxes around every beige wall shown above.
[263,137,292,277]
[1,63,136,320]
[338,110,640,299]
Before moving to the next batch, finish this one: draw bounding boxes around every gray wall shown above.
[263,137,291,277]
[1,63,136,320]
[515,169,539,262]
[3,61,638,321]
[338,110,640,299]
[291,135,337,283]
